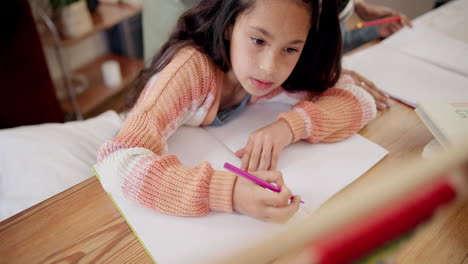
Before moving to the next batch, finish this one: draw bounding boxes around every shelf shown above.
[43,3,141,47]
[60,54,144,116]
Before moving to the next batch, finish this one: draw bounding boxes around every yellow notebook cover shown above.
[416,100,468,147]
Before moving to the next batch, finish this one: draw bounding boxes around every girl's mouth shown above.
[250,78,273,90]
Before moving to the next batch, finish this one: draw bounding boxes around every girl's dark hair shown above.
[123,0,342,110]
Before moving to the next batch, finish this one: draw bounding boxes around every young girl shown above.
[95,0,376,223]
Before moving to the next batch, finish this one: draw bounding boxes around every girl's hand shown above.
[235,119,293,172]
[342,69,392,110]
[232,170,301,223]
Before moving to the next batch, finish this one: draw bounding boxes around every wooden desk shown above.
[1,99,466,263]
[0,177,151,263]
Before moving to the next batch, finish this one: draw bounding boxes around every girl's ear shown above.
[224,25,233,40]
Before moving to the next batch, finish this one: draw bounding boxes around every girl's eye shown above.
[285,48,299,53]
[251,37,265,46]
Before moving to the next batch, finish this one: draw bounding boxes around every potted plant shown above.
[50,0,93,38]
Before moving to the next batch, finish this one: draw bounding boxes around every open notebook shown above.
[380,25,468,78]
[413,0,468,44]
[343,44,468,108]
[344,24,468,107]
[97,103,388,263]
[415,100,468,148]
[204,103,389,213]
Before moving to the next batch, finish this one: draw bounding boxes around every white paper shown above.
[108,104,388,264]
[113,126,308,264]
[205,103,291,152]
[422,138,443,160]
[413,0,468,44]
[344,45,468,107]
[205,103,389,213]
[380,25,468,77]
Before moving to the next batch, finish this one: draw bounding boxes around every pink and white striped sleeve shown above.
[278,74,377,143]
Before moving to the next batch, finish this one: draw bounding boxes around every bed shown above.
[0,0,199,221]
[0,111,123,220]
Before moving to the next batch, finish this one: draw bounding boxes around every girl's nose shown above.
[259,51,278,75]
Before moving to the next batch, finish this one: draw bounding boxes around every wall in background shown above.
[366,0,434,19]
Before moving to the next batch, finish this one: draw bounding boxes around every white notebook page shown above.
[106,103,388,263]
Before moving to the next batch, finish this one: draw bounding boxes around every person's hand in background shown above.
[354,0,412,38]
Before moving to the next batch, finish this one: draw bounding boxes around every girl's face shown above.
[228,0,311,96]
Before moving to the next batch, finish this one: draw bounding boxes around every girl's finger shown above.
[264,195,301,223]
[373,94,390,110]
[374,86,389,98]
[258,183,291,207]
[258,141,273,171]
[235,147,245,158]
[241,140,253,170]
[369,86,391,105]
[359,82,390,109]
[248,142,262,172]
[270,144,281,170]
[251,170,284,189]
[377,101,388,110]
[366,82,390,101]
[247,144,262,171]
[362,79,379,94]
[364,86,388,109]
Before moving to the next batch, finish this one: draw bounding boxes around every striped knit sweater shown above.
[95,47,376,216]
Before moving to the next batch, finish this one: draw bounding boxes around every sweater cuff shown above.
[209,171,237,213]
[278,110,306,142]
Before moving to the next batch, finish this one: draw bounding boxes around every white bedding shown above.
[0,110,123,221]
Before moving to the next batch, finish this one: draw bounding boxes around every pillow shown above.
[0,110,123,221]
